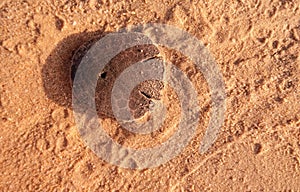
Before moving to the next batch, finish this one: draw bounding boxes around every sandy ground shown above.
[1,0,300,191]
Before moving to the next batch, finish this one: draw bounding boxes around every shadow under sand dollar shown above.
[42,28,108,109]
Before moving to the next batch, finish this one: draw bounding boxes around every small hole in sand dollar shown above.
[100,72,107,79]
[253,143,262,154]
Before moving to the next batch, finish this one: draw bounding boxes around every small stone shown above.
[27,19,36,29]
[55,134,68,153]
[2,39,16,52]
[16,43,27,56]
[55,17,64,31]
[253,143,262,154]
[36,138,48,151]
[272,40,279,49]
[51,108,68,122]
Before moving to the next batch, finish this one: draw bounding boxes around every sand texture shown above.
[1,0,300,191]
